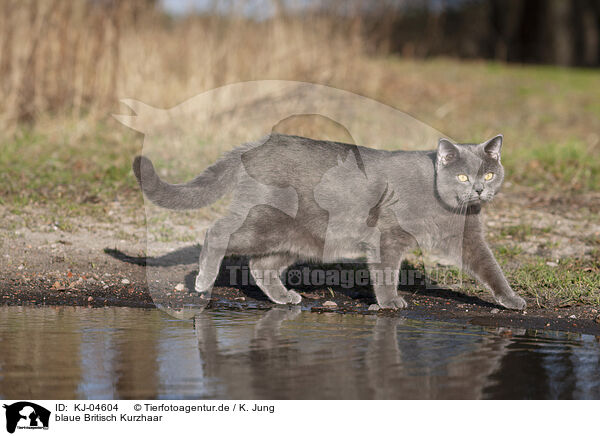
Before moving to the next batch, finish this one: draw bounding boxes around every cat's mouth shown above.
[461,194,490,205]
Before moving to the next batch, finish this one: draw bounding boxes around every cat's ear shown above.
[437,138,458,165]
[482,134,503,160]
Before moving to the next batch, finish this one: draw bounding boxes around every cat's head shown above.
[434,135,504,209]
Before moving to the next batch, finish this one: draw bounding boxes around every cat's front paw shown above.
[496,293,526,310]
[288,290,302,304]
[270,290,302,305]
[378,296,408,310]
[194,273,213,294]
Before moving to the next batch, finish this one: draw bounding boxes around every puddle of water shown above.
[0,306,599,399]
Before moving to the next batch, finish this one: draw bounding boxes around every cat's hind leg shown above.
[195,215,246,293]
[249,254,302,305]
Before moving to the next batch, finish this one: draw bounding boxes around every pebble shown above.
[322,301,337,308]
[569,314,577,319]
[87,296,93,302]
[545,261,558,267]
[368,304,380,311]
[174,283,185,291]
[491,308,500,314]
[17,264,24,270]
[121,278,130,285]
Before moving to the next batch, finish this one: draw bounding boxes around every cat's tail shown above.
[132,151,240,210]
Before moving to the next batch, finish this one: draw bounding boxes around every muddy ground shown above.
[1,189,599,336]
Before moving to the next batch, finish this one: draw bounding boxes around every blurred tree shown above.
[357,0,600,67]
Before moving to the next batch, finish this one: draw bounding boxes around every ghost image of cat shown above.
[133,133,526,310]
[314,151,384,263]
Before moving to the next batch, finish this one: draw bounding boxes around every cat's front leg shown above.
[367,235,408,310]
[462,234,526,310]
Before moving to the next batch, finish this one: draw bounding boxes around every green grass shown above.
[509,259,600,308]
[494,244,524,258]
[1,58,598,218]
[404,252,600,309]
[498,224,552,241]
[0,120,143,217]
[383,58,600,193]
[503,139,600,192]
[491,242,600,307]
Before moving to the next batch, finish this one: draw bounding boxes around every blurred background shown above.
[0,0,598,208]
[0,0,599,314]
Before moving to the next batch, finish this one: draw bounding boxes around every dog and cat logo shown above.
[2,402,50,433]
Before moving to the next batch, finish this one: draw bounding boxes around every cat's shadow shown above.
[104,245,499,308]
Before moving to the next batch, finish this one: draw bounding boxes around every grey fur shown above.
[133,133,526,310]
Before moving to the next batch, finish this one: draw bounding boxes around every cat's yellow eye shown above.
[457,174,469,182]
[484,172,494,181]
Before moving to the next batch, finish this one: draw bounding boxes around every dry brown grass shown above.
[0,0,598,204]
[0,0,370,127]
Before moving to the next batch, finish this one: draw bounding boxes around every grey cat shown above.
[133,133,526,310]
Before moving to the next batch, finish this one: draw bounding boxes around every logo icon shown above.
[3,402,50,434]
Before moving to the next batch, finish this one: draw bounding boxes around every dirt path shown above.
[1,191,599,335]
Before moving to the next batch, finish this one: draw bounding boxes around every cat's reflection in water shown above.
[193,308,520,399]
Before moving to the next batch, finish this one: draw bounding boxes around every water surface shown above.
[0,306,599,399]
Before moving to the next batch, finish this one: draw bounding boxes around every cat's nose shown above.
[474,185,484,195]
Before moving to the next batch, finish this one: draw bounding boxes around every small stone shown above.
[491,308,500,314]
[121,278,130,285]
[545,261,558,267]
[17,264,24,270]
[174,283,185,291]
[235,297,246,301]
[87,296,93,302]
[368,304,380,311]
[569,314,577,319]
[323,301,337,308]
[522,311,527,315]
